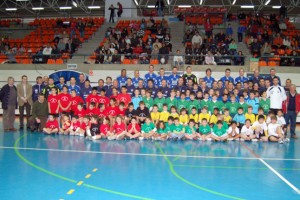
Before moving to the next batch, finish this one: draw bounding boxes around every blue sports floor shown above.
[1,122,300,200]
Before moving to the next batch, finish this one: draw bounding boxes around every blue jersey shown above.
[144,73,157,85]
[203,76,215,88]
[156,76,169,87]
[68,85,81,95]
[117,76,128,87]
[233,114,246,124]
[56,83,67,91]
[132,96,143,109]
[104,85,113,97]
[235,76,249,86]
[168,74,181,88]
[132,77,143,88]
[247,98,259,114]
[158,87,171,98]
[220,76,234,84]
[147,87,157,98]
[174,85,187,93]
[127,85,135,96]
[32,84,45,102]
[81,86,92,102]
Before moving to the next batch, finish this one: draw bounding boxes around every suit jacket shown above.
[17,83,33,106]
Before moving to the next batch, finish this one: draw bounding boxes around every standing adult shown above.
[77,73,86,89]
[204,19,213,38]
[42,78,59,99]
[203,68,215,88]
[68,77,81,95]
[220,68,234,84]
[29,94,48,132]
[283,84,300,139]
[266,68,281,86]
[17,75,33,130]
[32,76,45,102]
[182,66,197,85]
[235,68,249,87]
[266,77,286,114]
[109,4,116,23]
[117,2,123,18]
[0,77,17,131]
[155,0,165,17]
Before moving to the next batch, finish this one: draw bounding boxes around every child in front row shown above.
[153,120,169,141]
[267,116,288,144]
[240,119,257,141]
[59,114,71,135]
[170,117,185,140]
[79,115,90,137]
[86,115,101,140]
[126,117,141,139]
[252,115,268,142]
[68,116,81,136]
[233,107,246,130]
[184,119,200,140]
[198,118,212,141]
[100,117,111,139]
[227,121,240,141]
[140,117,156,140]
[211,120,228,141]
[108,115,127,140]
[43,114,59,135]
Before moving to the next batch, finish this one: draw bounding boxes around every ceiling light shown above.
[16,0,29,1]
[178,5,192,8]
[6,8,17,11]
[134,0,138,6]
[88,6,101,9]
[272,6,281,9]
[167,0,170,5]
[32,7,44,10]
[59,7,72,10]
[200,0,203,5]
[147,5,155,8]
[241,5,254,8]
[265,0,271,5]
[232,0,237,5]
[72,0,78,7]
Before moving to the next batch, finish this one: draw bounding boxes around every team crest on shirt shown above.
[50,125,55,129]
[72,100,77,105]
[120,97,127,102]
[91,98,97,102]
[145,127,152,132]
[99,99,105,103]
[139,113,146,117]
[116,128,122,132]
[61,96,69,101]
[104,128,108,132]
[109,110,116,115]
[49,98,57,103]
[92,127,98,132]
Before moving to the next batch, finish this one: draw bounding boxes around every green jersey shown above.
[177,99,188,111]
[213,122,228,130]
[259,98,270,115]
[142,97,153,109]
[141,122,155,133]
[154,97,166,112]
[226,102,239,116]
[199,125,211,135]
[200,99,210,110]
[212,126,227,137]
[219,101,228,113]
[185,126,197,134]
[209,101,221,113]
[187,100,200,114]
[165,123,173,133]
[171,124,185,133]
[157,128,167,134]
[239,102,249,114]
[166,97,178,111]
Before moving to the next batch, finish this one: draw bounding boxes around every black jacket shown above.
[0,84,17,109]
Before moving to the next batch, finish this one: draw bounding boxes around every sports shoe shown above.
[92,136,97,140]
[206,138,212,141]
[70,132,75,136]
[278,139,284,144]
[79,133,84,137]
[240,138,245,142]
[227,138,233,141]
[252,139,258,142]
[284,138,290,142]
[139,137,144,141]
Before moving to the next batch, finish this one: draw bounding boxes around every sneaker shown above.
[206,138,212,141]
[252,138,258,142]
[198,137,202,141]
[227,138,233,141]
[70,132,75,136]
[284,138,290,142]
[240,138,245,142]
[79,133,84,137]
[92,136,97,140]
[86,136,93,140]
[278,139,284,144]
[139,137,144,141]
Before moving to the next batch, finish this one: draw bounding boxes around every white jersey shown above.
[252,121,268,131]
[266,85,287,109]
[277,116,286,126]
[227,127,240,136]
[268,123,281,137]
[241,125,254,135]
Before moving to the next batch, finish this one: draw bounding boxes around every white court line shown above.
[258,158,300,195]
[2,146,300,161]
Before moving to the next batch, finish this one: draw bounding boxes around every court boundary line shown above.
[2,145,300,161]
[241,142,300,195]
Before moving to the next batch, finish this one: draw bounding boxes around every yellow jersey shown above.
[198,113,211,122]
[223,115,232,125]
[151,112,160,122]
[170,112,179,119]
[179,115,189,125]
[245,113,256,124]
[209,114,218,124]
[189,114,199,123]
[159,111,170,122]
[255,114,266,121]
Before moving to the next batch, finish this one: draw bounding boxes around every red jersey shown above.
[99,109,108,118]
[100,124,111,135]
[74,109,86,118]
[117,108,126,116]
[112,122,126,134]
[71,96,84,112]
[71,121,81,130]
[80,121,91,131]
[117,93,132,108]
[59,93,72,112]
[110,95,118,101]
[127,123,141,132]
[106,106,120,117]
[98,96,110,107]
[86,107,100,116]
[62,120,71,130]
[46,120,59,129]
[48,94,59,114]
[86,94,99,105]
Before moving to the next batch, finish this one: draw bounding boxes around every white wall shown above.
[105,0,137,21]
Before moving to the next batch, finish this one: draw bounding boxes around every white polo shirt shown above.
[266,85,287,109]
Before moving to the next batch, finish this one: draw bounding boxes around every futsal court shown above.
[1,122,300,200]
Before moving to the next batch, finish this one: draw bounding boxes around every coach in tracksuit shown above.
[283,84,300,139]
[267,77,286,114]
